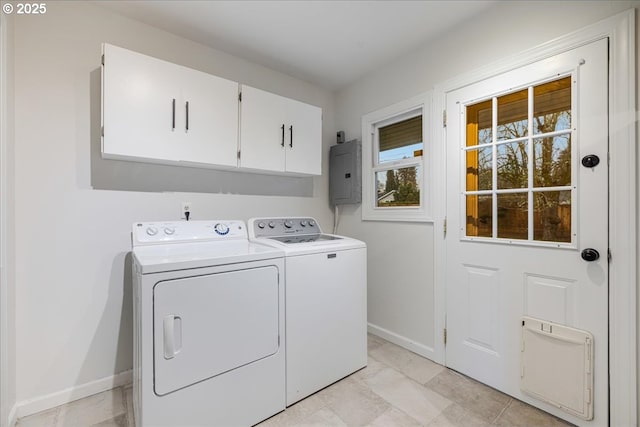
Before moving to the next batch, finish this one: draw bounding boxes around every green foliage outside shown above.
[379,167,420,206]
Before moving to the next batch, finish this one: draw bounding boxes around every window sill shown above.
[362,211,434,223]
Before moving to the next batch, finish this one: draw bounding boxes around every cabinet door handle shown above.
[171,99,176,131]
[185,101,189,132]
[281,124,285,147]
[289,125,293,148]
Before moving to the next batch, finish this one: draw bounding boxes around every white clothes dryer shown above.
[131,220,285,427]
[248,217,367,406]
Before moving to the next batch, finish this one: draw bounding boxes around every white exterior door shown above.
[445,39,608,426]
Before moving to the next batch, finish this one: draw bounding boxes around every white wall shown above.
[335,0,638,372]
[1,9,16,427]
[12,1,335,413]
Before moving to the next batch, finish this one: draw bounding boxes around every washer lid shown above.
[269,234,343,244]
[133,240,284,274]
[252,234,366,256]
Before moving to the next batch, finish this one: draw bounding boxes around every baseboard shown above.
[367,322,437,362]
[7,403,17,427]
[15,370,132,419]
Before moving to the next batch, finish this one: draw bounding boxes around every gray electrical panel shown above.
[329,139,362,206]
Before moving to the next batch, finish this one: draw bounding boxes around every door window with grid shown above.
[464,76,574,244]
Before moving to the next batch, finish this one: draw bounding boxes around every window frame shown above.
[361,92,433,222]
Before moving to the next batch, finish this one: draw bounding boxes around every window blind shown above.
[379,115,422,152]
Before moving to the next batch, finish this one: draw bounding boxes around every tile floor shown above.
[16,334,573,427]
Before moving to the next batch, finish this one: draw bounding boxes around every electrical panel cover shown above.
[329,140,362,206]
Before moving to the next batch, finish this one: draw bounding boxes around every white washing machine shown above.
[131,220,285,427]
[248,217,367,406]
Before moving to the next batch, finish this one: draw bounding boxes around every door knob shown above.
[581,248,600,262]
[581,155,600,168]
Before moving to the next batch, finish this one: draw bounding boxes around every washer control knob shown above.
[309,220,316,227]
[268,222,276,229]
[258,222,266,229]
[214,223,230,235]
[146,227,158,236]
[300,220,308,227]
[163,227,175,235]
[284,220,293,228]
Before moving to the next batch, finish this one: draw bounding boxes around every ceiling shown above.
[96,1,498,91]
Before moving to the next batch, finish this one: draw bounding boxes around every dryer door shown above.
[153,266,280,395]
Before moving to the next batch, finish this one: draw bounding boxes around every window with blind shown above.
[375,112,422,208]
[361,92,431,222]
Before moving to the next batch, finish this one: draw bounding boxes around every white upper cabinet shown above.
[238,85,288,172]
[286,98,322,175]
[102,44,239,168]
[102,44,322,176]
[102,44,180,162]
[176,66,239,167]
[240,85,322,176]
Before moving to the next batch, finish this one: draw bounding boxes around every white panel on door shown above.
[521,316,593,420]
[524,274,575,324]
[463,265,499,354]
[153,266,280,395]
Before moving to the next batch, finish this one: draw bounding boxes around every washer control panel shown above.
[251,217,320,238]
[132,220,246,246]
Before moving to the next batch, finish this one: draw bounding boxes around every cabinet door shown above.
[178,67,239,167]
[239,86,287,172]
[102,44,181,162]
[286,99,322,175]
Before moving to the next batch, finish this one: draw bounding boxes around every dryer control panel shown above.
[132,220,247,246]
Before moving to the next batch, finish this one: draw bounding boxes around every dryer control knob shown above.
[258,222,266,229]
[284,220,293,228]
[268,222,276,229]
[164,227,175,235]
[309,220,316,227]
[300,220,308,226]
[146,227,158,236]
[214,223,230,235]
